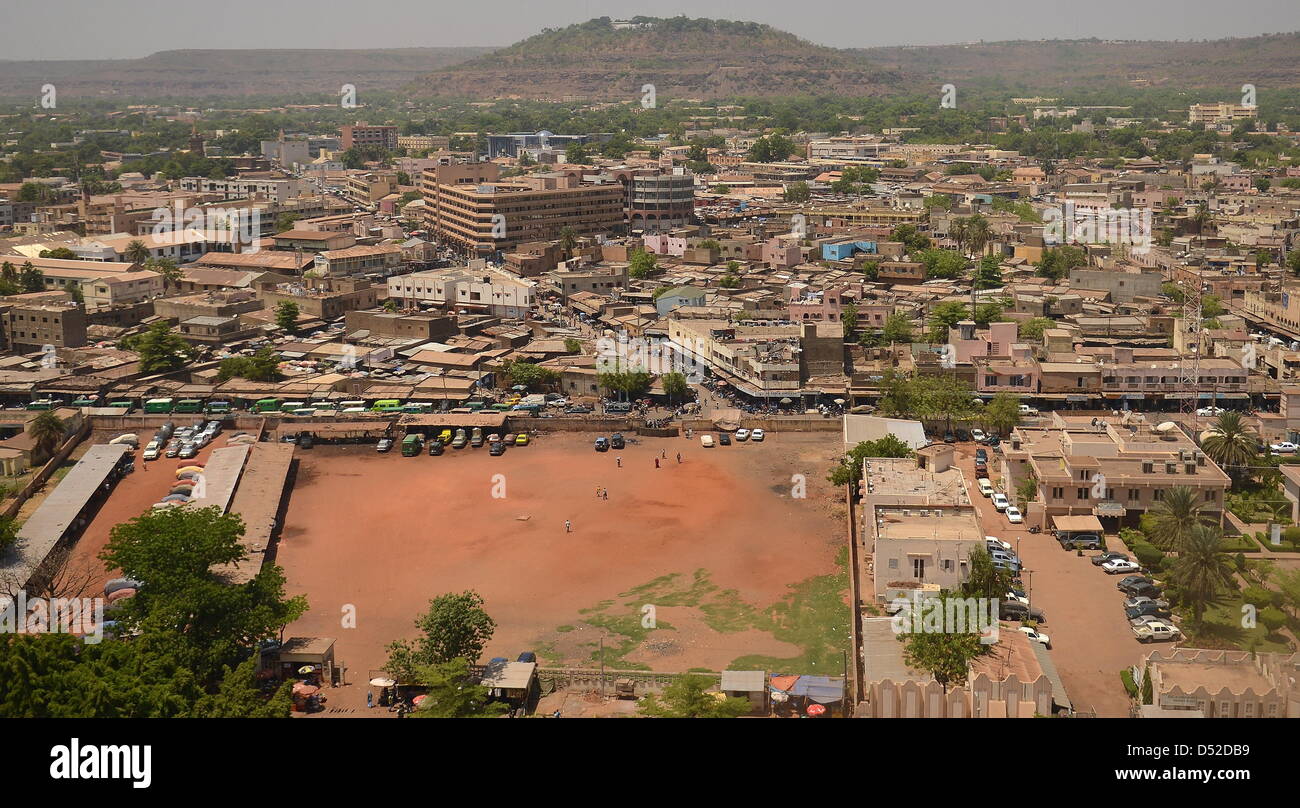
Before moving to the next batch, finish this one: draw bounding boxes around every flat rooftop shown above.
[873,506,983,543]
[863,457,970,505]
[1157,660,1277,695]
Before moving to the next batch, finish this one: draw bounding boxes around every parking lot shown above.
[953,443,1147,717]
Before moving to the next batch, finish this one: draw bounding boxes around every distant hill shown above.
[0,48,492,100]
[857,33,1300,90]
[410,17,900,100]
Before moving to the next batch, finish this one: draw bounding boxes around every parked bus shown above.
[144,398,174,413]
[401,434,423,456]
[71,397,99,407]
[204,401,232,414]
[25,399,55,410]
[251,398,281,413]
[401,402,433,413]
[338,400,366,411]
[371,399,402,413]
[279,401,306,413]
[106,401,134,413]
[173,399,203,414]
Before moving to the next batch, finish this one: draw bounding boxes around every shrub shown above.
[1120,669,1138,699]
[1131,540,1166,572]
[1259,606,1287,634]
[1241,585,1277,610]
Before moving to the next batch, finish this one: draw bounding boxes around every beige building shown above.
[1138,648,1297,718]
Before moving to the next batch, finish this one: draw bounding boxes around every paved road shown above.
[953,443,1145,717]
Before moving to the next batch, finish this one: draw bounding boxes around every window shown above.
[912,558,926,579]
[1051,487,1063,499]
[888,558,898,570]
[1077,488,1090,500]
[1205,490,1217,502]
[1128,488,1140,502]
[1154,490,1164,501]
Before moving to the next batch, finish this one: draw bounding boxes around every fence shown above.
[535,667,718,695]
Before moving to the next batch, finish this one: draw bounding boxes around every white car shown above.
[1005,589,1029,605]
[986,536,1013,552]
[142,441,161,461]
[750,428,765,442]
[1132,621,1182,643]
[700,434,715,448]
[1102,559,1142,575]
[971,429,987,442]
[991,493,1010,512]
[1005,506,1024,524]
[1019,626,1051,648]
[1196,406,1225,417]
[1270,442,1298,454]
[735,429,750,441]
[977,478,996,497]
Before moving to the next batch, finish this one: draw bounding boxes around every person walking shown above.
[661,450,667,459]
[676,452,682,464]
[602,488,608,500]
[616,456,622,468]
[565,519,572,532]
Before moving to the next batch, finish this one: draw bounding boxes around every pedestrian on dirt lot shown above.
[676,453,682,464]
[661,450,667,459]
[565,520,572,533]
[616,456,622,467]
[655,458,660,468]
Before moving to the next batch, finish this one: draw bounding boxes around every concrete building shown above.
[1138,649,1297,718]
[628,170,695,231]
[259,277,378,320]
[387,263,537,318]
[340,124,398,152]
[2,298,88,351]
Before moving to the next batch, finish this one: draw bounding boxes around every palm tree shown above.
[1146,486,1211,552]
[1191,203,1212,235]
[1169,524,1237,627]
[144,257,183,292]
[27,410,66,460]
[949,217,968,257]
[124,239,150,264]
[1200,411,1257,485]
[966,215,992,257]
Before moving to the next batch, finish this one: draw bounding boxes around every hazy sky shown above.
[3,0,1299,60]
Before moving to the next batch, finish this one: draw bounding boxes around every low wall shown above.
[681,417,842,433]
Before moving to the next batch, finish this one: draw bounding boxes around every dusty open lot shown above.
[277,430,849,704]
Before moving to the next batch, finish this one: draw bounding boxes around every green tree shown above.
[127,321,194,374]
[916,248,967,280]
[143,256,182,291]
[1017,317,1055,342]
[1146,486,1211,552]
[890,224,932,253]
[39,247,78,259]
[19,262,44,293]
[927,301,969,343]
[963,547,1013,601]
[502,360,560,391]
[99,506,307,684]
[274,300,301,333]
[411,658,509,718]
[841,303,859,339]
[661,371,690,404]
[1200,411,1258,485]
[628,248,657,280]
[124,239,151,264]
[216,346,282,382]
[0,514,19,553]
[973,255,1002,290]
[783,181,811,203]
[897,596,988,690]
[880,313,913,345]
[1168,524,1237,627]
[1035,245,1087,282]
[563,337,583,354]
[27,409,66,459]
[828,435,914,487]
[275,213,301,232]
[639,673,750,718]
[984,392,1022,436]
[383,591,497,683]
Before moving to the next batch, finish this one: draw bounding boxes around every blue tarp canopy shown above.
[783,675,845,704]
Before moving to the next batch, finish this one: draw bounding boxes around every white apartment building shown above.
[388,261,536,318]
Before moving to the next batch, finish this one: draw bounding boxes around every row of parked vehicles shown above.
[378,428,531,455]
[982,536,1050,648]
[142,420,223,461]
[1115,572,1182,643]
[975,448,1024,525]
[699,428,765,447]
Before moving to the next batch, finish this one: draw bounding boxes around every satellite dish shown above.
[1155,421,1177,432]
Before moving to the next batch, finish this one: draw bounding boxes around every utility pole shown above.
[598,635,605,698]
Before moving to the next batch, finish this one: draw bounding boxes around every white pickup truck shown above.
[1132,621,1182,643]
[1018,404,1039,416]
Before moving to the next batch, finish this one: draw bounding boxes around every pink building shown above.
[763,238,803,268]
[947,320,1020,364]
[642,233,687,256]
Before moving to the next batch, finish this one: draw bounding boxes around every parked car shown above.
[985,536,1013,552]
[1060,533,1102,550]
[1000,602,1046,622]
[717,432,731,446]
[1132,621,1182,643]
[1019,626,1051,648]
[943,432,956,443]
[750,428,765,442]
[1117,575,1157,594]
[594,437,610,452]
[470,427,484,448]
[1270,441,1298,453]
[1005,506,1024,524]
[971,429,987,443]
[451,430,467,449]
[1124,595,1171,610]
[991,493,1010,511]
[515,433,530,446]
[428,441,444,456]
[1092,552,1129,567]
[376,438,394,453]
[1126,602,1172,620]
[975,448,988,462]
[990,550,1020,568]
[1004,589,1029,606]
[566,405,593,414]
[143,441,161,461]
[1196,406,1226,417]
[1126,582,1164,599]
[488,441,507,456]
[1103,559,1142,575]
[700,434,715,448]
[735,429,750,441]
[977,478,996,497]
[610,433,625,449]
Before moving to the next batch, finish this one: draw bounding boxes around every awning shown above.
[1093,501,1127,517]
[1052,515,1103,533]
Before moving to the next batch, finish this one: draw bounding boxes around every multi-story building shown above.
[259,277,378,320]
[176,177,307,203]
[311,244,403,278]
[804,202,927,229]
[426,172,625,254]
[1,298,88,351]
[1002,415,1231,532]
[340,124,398,152]
[387,263,537,318]
[627,170,695,231]
[665,318,842,399]
[343,171,399,205]
[1188,103,1258,125]
[1137,649,1297,718]
[544,263,629,303]
[15,257,163,308]
[396,134,451,153]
